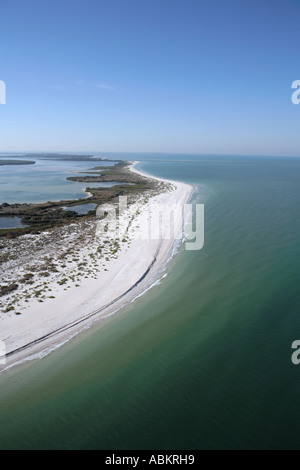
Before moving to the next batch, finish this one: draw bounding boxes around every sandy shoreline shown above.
[0,163,193,372]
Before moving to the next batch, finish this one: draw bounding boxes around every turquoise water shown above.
[0,155,115,204]
[0,155,300,449]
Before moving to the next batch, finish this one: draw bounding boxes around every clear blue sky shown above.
[1,0,300,155]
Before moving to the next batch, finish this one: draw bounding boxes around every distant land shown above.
[23,154,119,162]
[0,160,35,166]
[0,152,120,166]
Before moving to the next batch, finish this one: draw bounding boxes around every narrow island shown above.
[0,160,35,166]
[0,160,192,371]
[0,160,162,238]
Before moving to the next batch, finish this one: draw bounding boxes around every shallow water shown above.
[0,216,26,229]
[63,203,97,215]
[0,154,300,450]
[0,155,115,204]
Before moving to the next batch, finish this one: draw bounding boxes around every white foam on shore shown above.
[1,326,91,373]
[130,273,168,303]
[0,162,194,372]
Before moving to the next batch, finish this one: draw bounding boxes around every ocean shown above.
[0,154,300,450]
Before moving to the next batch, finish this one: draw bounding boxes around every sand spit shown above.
[0,163,193,371]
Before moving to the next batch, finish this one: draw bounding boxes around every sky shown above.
[0,0,300,156]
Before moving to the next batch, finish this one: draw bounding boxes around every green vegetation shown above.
[0,283,18,297]
[0,161,159,238]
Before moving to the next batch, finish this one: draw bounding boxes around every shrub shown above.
[0,283,18,297]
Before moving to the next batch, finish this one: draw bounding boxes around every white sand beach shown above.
[0,163,193,371]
